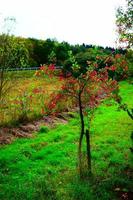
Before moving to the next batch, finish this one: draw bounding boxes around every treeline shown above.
[25,38,126,67]
[0,34,126,68]
[1,34,133,77]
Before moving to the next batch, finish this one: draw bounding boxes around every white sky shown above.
[0,0,126,47]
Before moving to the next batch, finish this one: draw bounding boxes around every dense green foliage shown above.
[0,81,132,200]
[0,34,127,68]
[116,0,133,77]
[116,0,133,48]
[0,34,29,69]
[0,33,30,102]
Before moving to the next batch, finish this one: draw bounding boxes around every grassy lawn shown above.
[0,80,133,200]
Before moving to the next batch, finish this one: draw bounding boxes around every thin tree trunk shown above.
[78,131,84,177]
[0,70,4,101]
[78,92,84,177]
[85,129,91,173]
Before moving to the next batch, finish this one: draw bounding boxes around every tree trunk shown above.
[85,129,91,173]
[78,131,84,177]
[78,92,84,177]
[0,69,4,101]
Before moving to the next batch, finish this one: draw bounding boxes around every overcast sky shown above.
[0,0,126,47]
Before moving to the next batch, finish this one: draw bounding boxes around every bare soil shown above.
[0,113,71,145]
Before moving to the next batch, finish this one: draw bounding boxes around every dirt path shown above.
[0,113,72,145]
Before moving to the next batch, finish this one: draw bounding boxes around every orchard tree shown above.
[38,51,127,177]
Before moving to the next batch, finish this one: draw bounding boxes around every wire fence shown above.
[0,66,63,72]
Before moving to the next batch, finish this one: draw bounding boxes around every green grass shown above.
[8,70,36,78]
[0,80,133,200]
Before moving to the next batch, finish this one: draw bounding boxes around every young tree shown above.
[38,51,126,177]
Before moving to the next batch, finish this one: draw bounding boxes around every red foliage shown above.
[39,66,45,70]
[115,54,121,59]
[38,56,128,115]
[48,64,55,71]
[32,88,41,94]
[110,65,117,71]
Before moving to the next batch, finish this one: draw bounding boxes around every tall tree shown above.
[0,18,29,102]
[116,0,133,48]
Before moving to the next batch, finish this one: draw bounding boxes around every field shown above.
[0,70,63,126]
[0,79,133,200]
